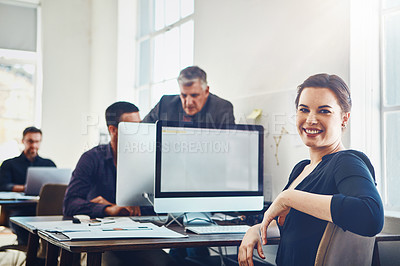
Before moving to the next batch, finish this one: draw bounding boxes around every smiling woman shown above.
[238,74,384,266]
[296,87,349,153]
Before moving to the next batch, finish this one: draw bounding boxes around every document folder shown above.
[29,218,186,241]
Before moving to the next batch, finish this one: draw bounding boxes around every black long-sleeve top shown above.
[276,150,384,266]
[0,152,56,191]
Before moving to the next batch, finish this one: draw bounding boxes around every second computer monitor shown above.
[116,122,155,207]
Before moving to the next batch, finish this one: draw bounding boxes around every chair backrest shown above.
[36,183,68,216]
[315,222,376,266]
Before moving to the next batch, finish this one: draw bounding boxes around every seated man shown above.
[63,101,175,266]
[0,127,56,192]
[0,126,56,245]
[142,65,235,126]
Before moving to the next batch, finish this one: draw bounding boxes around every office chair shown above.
[35,184,68,260]
[36,183,67,216]
[314,222,376,266]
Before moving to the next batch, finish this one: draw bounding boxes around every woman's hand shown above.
[260,191,291,245]
[238,224,265,266]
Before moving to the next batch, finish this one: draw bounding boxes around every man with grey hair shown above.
[142,66,235,125]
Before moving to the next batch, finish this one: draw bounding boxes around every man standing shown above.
[143,66,235,126]
[63,101,174,266]
[143,66,235,264]
[0,127,56,192]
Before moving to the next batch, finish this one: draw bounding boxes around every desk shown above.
[11,216,280,266]
[16,216,399,266]
[373,233,400,266]
[0,198,38,226]
[10,216,59,266]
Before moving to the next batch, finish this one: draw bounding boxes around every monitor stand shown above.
[164,213,184,227]
[163,212,214,227]
[183,212,214,226]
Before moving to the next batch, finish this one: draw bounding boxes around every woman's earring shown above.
[342,123,347,129]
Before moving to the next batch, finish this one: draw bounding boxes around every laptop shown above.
[24,167,72,196]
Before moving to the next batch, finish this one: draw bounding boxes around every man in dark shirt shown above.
[63,102,141,218]
[143,66,234,264]
[0,127,56,192]
[0,126,56,245]
[63,101,174,266]
[142,66,235,126]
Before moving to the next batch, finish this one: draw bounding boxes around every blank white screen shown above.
[160,127,259,192]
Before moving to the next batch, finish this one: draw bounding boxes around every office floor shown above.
[0,226,25,266]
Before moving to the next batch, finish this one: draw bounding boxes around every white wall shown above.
[40,0,91,168]
[40,0,119,168]
[194,0,350,198]
[195,0,350,99]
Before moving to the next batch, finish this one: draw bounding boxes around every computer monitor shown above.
[154,120,264,214]
[116,122,156,207]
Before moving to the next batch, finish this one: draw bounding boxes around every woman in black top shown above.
[238,74,384,266]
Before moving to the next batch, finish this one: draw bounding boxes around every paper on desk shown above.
[28,217,139,232]
[31,217,187,241]
[58,223,187,241]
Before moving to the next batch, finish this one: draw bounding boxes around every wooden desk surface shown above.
[0,199,38,206]
[38,225,281,254]
[375,233,400,242]
[0,199,38,226]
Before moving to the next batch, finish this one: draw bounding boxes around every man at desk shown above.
[0,126,56,192]
[142,65,235,125]
[0,126,56,245]
[63,101,174,266]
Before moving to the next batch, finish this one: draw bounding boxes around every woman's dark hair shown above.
[295,74,352,112]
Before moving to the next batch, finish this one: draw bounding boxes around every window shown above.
[381,0,400,214]
[136,0,194,116]
[0,50,38,141]
[0,1,40,163]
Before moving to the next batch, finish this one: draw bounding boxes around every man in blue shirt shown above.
[0,127,56,192]
[0,126,56,245]
[63,101,174,266]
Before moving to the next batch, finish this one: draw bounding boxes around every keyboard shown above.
[130,215,169,223]
[185,225,250,235]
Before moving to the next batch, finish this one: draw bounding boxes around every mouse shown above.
[73,214,90,222]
